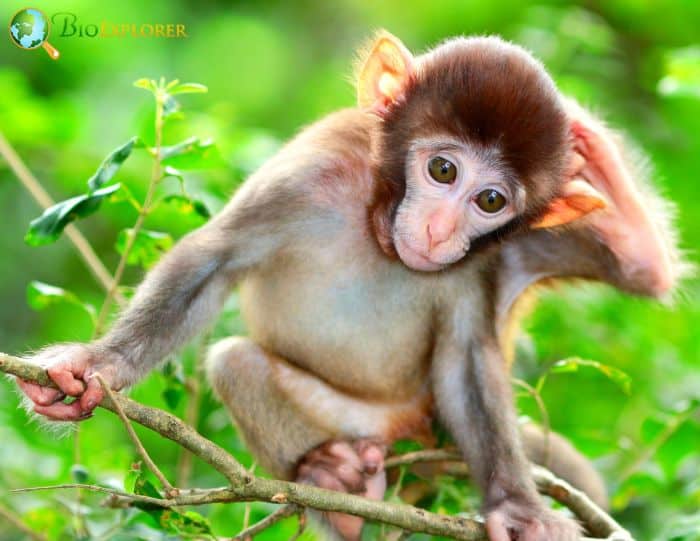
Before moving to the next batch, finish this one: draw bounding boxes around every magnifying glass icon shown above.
[9,7,60,60]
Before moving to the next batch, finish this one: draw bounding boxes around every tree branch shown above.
[95,373,177,496]
[1,352,634,541]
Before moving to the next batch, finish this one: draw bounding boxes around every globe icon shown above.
[8,8,60,59]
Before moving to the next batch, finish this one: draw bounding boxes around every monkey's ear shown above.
[531,179,607,229]
[357,31,414,116]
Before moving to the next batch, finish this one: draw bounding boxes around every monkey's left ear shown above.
[531,179,607,229]
[357,30,414,116]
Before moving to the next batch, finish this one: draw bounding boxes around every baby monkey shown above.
[19,33,681,541]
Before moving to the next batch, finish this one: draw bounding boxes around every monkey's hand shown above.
[568,118,675,297]
[296,439,387,541]
[17,343,124,421]
[486,498,581,541]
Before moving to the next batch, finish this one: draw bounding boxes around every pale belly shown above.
[238,222,440,400]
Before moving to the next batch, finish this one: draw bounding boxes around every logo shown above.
[8,7,60,59]
[8,8,189,58]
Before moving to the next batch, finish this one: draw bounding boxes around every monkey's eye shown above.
[475,189,507,213]
[427,156,457,184]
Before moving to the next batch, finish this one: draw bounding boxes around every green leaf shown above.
[135,477,162,500]
[160,136,198,160]
[548,357,632,395]
[161,137,222,169]
[162,387,183,410]
[161,359,185,384]
[115,228,173,269]
[162,95,181,119]
[392,439,425,455]
[124,462,143,494]
[133,78,157,94]
[70,464,90,483]
[126,461,213,536]
[87,137,141,191]
[160,194,211,219]
[25,184,121,246]
[158,509,213,536]
[27,281,79,310]
[168,82,208,95]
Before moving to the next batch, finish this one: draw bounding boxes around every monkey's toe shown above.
[486,501,581,541]
[296,439,388,540]
[296,439,386,495]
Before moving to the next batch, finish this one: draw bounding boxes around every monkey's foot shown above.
[486,500,581,541]
[296,439,387,541]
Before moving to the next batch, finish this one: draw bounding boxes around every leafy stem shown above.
[94,82,167,335]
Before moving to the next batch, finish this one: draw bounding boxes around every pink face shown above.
[393,137,525,272]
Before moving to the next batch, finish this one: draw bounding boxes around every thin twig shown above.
[241,462,258,532]
[231,505,301,540]
[0,502,47,541]
[0,128,124,305]
[177,336,209,487]
[617,405,698,484]
[95,373,177,496]
[289,510,307,541]
[513,378,552,467]
[72,426,90,538]
[10,484,172,508]
[385,448,461,469]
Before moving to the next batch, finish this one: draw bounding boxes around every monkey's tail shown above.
[521,422,608,510]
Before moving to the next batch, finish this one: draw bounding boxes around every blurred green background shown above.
[0,1,698,540]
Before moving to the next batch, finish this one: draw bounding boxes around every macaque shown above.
[17,33,681,541]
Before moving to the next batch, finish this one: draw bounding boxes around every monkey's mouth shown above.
[395,236,459,272]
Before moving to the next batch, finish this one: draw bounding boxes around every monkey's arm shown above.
[432,297,580,541]
[498,109,685,314]
[19,184,306,421]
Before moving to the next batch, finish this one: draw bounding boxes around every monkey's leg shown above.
[206,336,333,479]
[206,337,388,540]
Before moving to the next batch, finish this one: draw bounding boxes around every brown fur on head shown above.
[362,35,570,259]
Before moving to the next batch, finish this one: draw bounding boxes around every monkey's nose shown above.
[426,220,455,251]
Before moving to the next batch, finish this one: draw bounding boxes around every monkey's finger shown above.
[354,440,386,475]
[565,151,585,179]
[522,519,545,541]
[301,449,360,477]
[485,512,513,541]
[80,376,105,411]
[333,462,366,493]
[17,379,65,406]
[326,441,364,471]
[48,364,87,397]
[299,459,365,494]
[362,469,387,501]
[34,400,91,422]
[327,511,364,541]
[299,465,347,493]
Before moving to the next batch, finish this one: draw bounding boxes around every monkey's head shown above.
[359,32,605,271]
